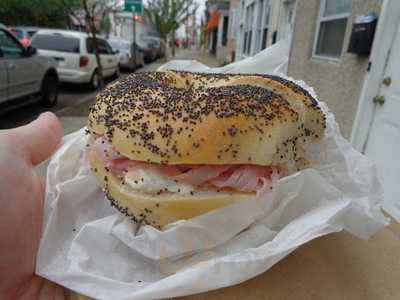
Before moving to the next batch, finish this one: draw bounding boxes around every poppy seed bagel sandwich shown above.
[86,71,326,229]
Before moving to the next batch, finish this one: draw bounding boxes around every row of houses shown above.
[204,0,400,221]
[203,0,295,63]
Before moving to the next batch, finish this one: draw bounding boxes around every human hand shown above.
[0,112,67,299]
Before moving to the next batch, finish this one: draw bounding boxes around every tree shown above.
[101,15,112,38]
[63,0,119,89]
[0,0,76,28]
[144,0,196,56]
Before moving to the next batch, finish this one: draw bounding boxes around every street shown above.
[0,48,218,131]
[0,83,98,129]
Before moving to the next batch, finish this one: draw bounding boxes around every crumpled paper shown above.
[36,40,388,300]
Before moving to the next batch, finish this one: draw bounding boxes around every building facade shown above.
[204,0,400,228]
[287,0,381,138]
[226,0,240,62]
[108,10,158,46]
[234,0,296,60]
[204,0,230,62]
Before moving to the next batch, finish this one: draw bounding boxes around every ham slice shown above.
[92,136,123,164]
[205,165,280,192]
[171,165,232,186]
[89,136,283,192]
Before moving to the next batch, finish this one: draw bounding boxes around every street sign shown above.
[124,0,143,14]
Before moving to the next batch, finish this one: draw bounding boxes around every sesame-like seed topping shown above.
[89,71,325,165]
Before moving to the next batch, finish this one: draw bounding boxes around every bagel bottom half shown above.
[87,150,254,229]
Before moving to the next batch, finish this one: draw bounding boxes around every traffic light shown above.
[133,15,141,22]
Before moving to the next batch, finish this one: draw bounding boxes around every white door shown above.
[98,39,118,77]
[364,24,400,220]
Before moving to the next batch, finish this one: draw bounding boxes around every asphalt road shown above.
[0,82,98,129]
[0,53,189,130]
[0,72,133,130]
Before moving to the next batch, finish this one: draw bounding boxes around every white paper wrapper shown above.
[36,40,388,300]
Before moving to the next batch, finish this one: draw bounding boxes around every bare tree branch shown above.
[145,0,195,42]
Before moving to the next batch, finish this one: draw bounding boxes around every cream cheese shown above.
[124,167,194,195]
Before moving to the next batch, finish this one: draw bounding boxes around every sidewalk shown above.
[139,47,221,72]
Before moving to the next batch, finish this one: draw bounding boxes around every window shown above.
[0,29,24,58]
[31,34,80,53]
[242,3,255,55]
[260,0,270,50]
[87,38,113,54]
[313,0,351,59]
[103,40,114,54]
[255,0,264,51]
[108,40,130,51]
[222,16,229,46]
[27,31,37,38]
[10,29,23,39]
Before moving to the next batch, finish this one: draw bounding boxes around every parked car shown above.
[138,39,157,63]
[30,30,119,89]
[145,36,165,58]
[159,39,166,58]
[9,26,39,47]
[0,24,59,106]
[108,38,144,71]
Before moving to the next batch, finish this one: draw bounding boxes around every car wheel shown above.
[40,71,59,107]
[90,70,100,90]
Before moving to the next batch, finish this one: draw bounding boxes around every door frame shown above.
[350,0,400,152]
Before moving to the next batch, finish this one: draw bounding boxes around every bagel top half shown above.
[88,71,326,171]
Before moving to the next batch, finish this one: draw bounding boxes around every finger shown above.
[9,112,62,165]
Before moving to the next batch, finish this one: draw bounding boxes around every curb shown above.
[56,92,96,117]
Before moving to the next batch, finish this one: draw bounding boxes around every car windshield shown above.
[10,29,23,39]
[136,41,146,48]
[121,43,130,50]
[31,34,80,53]
[108,40,130,51]
[27,31,37,38]
[87,38,114,54]
[144,39,158,48]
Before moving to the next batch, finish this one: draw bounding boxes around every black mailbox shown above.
[348,13,378,56]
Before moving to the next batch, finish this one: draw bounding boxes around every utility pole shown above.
[132,7,137,69]
[186,5,189,48]
[192,8,196,47]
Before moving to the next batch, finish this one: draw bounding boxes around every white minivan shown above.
[31,30,119,89]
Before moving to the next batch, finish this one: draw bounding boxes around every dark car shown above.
[145,37,165,58]
[139,39,157,63]
[9,26,39,47]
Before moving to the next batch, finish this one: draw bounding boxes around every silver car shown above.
[0,24,59,106]
[108,38,144,71]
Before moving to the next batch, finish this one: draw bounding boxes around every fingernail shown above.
[37,112,48,120]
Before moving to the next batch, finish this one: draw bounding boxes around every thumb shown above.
[5,112,62,165]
